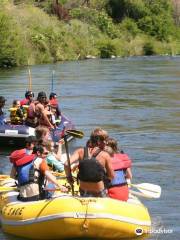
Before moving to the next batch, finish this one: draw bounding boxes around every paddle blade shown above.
[131,183,161,198]
[65,129,84,139]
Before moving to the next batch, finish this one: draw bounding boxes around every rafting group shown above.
[6,126,132,202]
[0,91,61,129]
[0,94,161,239]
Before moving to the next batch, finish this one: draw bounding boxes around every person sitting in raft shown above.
[20,90,34,106]
[42,139,64,173]
[9,100,24,125]
[49,92,61,119]
[35,91,54,129]
[10,143,67,201]
[64,129,114,197]
[90,127,109,144]
[35,126,52,142]
[0,96,7,125]
[10,135,37,165]
[105,138,132,201]
[25,98,39,128]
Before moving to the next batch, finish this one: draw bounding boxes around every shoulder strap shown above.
[83,147,89,160]
[83,147,102,160]
[92,148,101,158]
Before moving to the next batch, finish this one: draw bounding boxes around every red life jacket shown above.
[49,99,58,107]
[10,149,26,164]
[111,153,132,170]
[15,154,35,167]
[10,149,35,166]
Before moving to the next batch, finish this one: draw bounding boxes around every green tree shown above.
[0,12,27,67]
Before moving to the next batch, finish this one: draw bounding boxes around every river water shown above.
[0,56,179,240]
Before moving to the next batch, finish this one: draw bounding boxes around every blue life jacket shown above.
[16,159,39,186]
[109,169,127,187]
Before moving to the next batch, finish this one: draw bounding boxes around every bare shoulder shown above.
[76,147,84,160]
[100,150,111,159]
[70,147,84,162]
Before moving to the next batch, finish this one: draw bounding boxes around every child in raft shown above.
[105,138,132,201]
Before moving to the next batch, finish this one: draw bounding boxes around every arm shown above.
[53,142,62,160]
[64,148,82,177]
[104,153,115,180]
[10,165,17,179]
[126,168,132,180]
[45,171,67,192]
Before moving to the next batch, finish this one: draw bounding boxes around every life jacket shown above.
[10,149,38,186]
[26,103,38,127]
[10,149,26,164]
[111,153,132,170]
[20,98,30,106]
[9,107,24,124]
[49,99,61,118]
[21,105,29,119]
[109,152,132,188]
[49,99,58,107]
[78,147,106,183]
[16,158,37,186]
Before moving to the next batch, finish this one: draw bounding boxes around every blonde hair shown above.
[90,127,108,140]
[106,138,119,153]
[104,146,114,156]
[35,126,49,141]
[40,139,53,152]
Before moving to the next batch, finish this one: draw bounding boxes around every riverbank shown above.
[0,0,180,68]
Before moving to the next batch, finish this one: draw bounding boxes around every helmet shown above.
[49,92,57,100]
[37,91,47,100]
[25,91,34,98]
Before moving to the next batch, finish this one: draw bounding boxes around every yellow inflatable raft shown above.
[0,180,151,239]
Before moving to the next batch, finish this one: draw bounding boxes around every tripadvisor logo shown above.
[135,228,143,236]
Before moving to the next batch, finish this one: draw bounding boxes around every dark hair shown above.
[32,145,44,154]
[49,92,57,100]
[89,135,105,149]
[0,96,6,103]
[25,91,34,98]
[12,100,18,105]
[37,91,47,101]
[25,136,37,144]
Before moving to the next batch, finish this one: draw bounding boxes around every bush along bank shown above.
[0,0,180,68]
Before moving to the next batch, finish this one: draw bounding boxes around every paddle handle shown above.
[64,135,74,195]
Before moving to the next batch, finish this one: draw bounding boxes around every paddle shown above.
[65,129,84,139]
[129,183,161,199]
[63,129,84,196]
[51,70,55,92]
[28,66,32,91]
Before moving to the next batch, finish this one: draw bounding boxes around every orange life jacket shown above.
[10,149,35,166]
[111,153,132,170]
